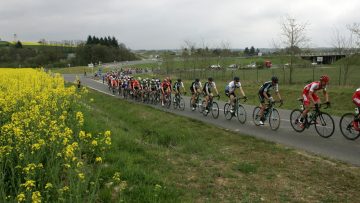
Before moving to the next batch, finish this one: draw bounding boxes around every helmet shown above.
[271,76,278,83]
[234,76,240,82]
[177,78,181,82]
[208,77,213,82]
[195,78,200,82]
[320,75,330,83]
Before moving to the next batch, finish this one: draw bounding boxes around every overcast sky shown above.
[1,0,359,50]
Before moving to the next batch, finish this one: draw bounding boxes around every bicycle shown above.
[339,107,360,140]
[224,96,247,124]
[201,95,220,118]
[190,92,203,112]
[253,100,282,130]
[173,92,186,110]
[290,99,335,138]
[162,91,172,108]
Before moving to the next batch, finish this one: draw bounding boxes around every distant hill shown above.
[0,41,77,47]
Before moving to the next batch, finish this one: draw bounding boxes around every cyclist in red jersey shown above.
[299,75,331,125]
[161,79,171,106]
[352,88,360,129]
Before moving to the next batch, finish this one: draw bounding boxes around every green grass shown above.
[79,88,360,202]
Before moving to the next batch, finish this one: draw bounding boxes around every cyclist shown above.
[203,77,219,113]
[161,78,171,106]
[258,76,283,125]
[173,78,186,102]
[352,87,360,130]
[225,76,247,113]
[132,77,141,98]
[190,78,202,111]
[77,79,81,89]
[298,75,330,127]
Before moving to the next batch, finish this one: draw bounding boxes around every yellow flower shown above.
[104,130,111,137]
[78,173,85,180]
[76,161,84,168]
[113,172,121,182]
[17,193,26,202]
[62,186,69,191]
[105,137,112,145]
[45,183,53,189]
[91,140,98,146]
[21,180,36,191]
[79,131,86,139]
[76,111,84,126]
[95,157,102,163]
[32,191,41,203]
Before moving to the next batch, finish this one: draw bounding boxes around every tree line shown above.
[0,35,139,68]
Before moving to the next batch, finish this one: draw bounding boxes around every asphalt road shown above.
[64,74,360,166]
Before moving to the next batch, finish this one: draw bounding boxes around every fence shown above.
[155,65,360,86]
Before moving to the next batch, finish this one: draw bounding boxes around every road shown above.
[64,74,360,166]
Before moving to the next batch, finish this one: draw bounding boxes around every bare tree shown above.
[331,26,349,54]
[347,23,360,49]
[280,15,310,84]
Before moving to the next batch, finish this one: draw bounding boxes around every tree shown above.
[15,41,23,48]
[347,23,360,49]
[244,47,249,55]
[331,25,358,85]
[86,35,93,45]
[249,46,255,55]
[280,15,309,84]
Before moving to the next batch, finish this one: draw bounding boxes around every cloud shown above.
[0,0,359,49]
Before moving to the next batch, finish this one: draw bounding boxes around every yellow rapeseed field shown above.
[0,68,112,202]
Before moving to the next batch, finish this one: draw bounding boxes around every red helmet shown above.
[320,75,330,83]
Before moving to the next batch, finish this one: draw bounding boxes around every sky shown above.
[0,0,359,50]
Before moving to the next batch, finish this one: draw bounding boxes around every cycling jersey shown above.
[259,81,279,94]
[302,81,326,106]
[353,88,360,107]
[173,81,184,92]
[190,81,202,92]
[203,81,216,95]
[303,81,326,95]
[225,81,242,93]
[132,80,140,90]
[161,81,171,90]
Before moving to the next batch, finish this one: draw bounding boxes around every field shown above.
[0,68,113,202]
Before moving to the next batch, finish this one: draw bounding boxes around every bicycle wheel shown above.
[269,108,281,130]
[166,95,171,108]
[198,98,203,113]
[211,102,219,119]
[173,98,178,109]
[179,97,185,111]
[224,103,232,120]
[237,104,247,124]
[340,113,360,140]
[289,109,306,132]
[252,107,261,126]
[315,112,335,138]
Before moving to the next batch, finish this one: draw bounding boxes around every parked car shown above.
[209,64,222,70]
[246,62,256,68]
[228,64,239,69]
[264,60,272,68]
